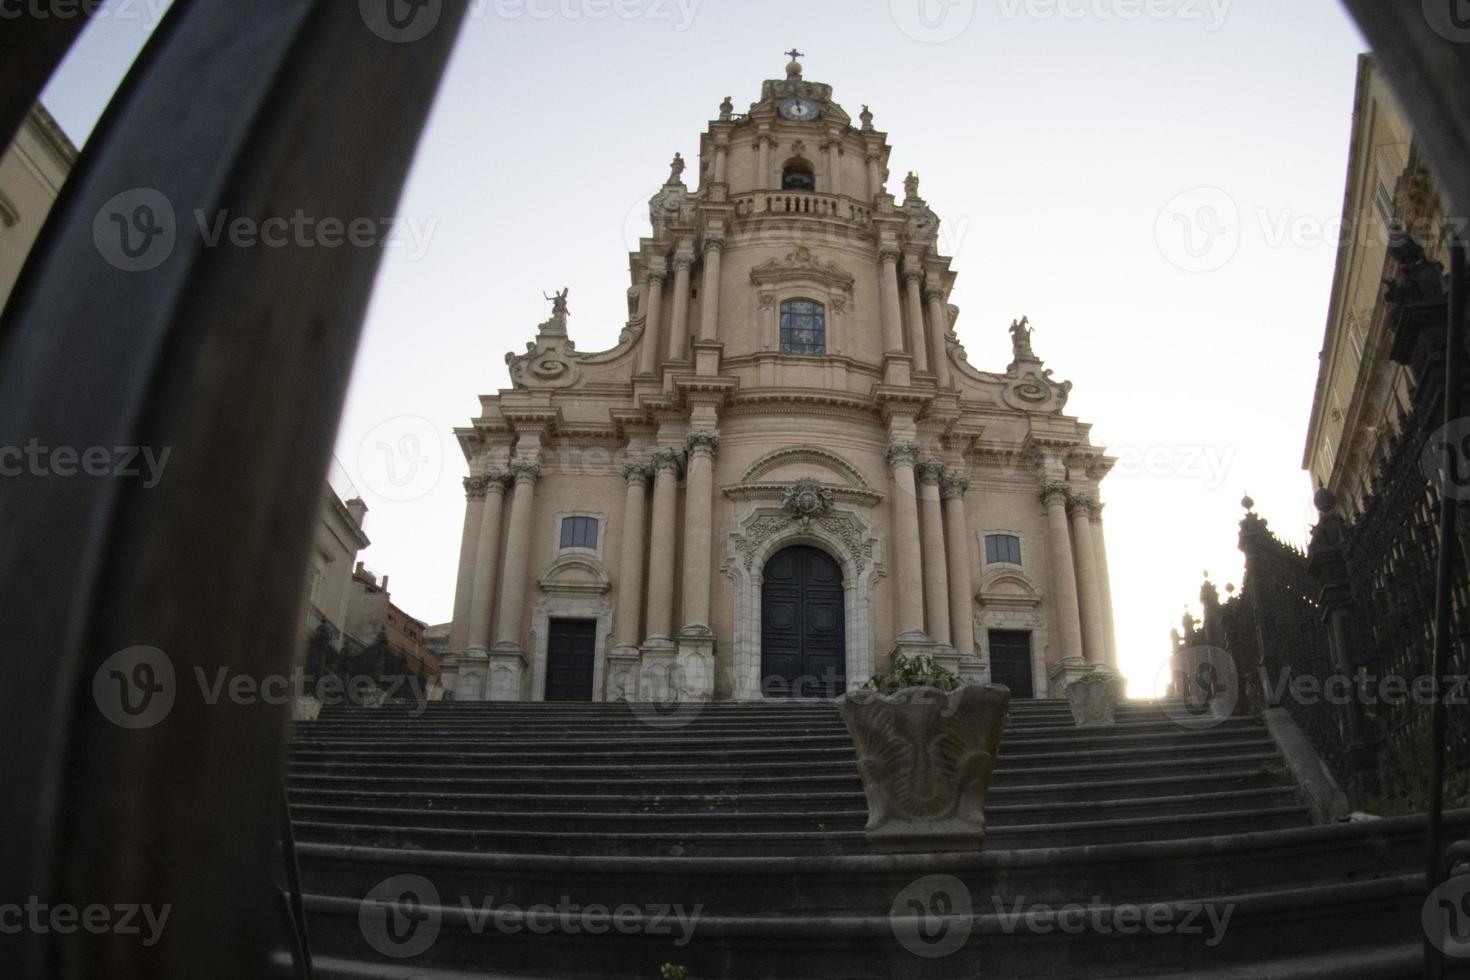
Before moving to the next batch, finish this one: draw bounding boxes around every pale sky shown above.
[42,0,1371,695]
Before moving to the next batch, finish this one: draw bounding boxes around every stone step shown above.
[296,872,1428,979]
[295,943,1465,980]
[291,805,1310,856]
[310,701,1174,722]
[291,716,1258,742]
[285,749,1284,789]
[292,781,1305,828]
[294,812,1462,914]
[286,730,1274,766]
[286,769,1289,813]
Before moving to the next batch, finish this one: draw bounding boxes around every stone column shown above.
[942,471,975,658]
[494,459,541,649]
[1041,483,1085,661]
[758,135,772,190]
[887,442,927,640]
[613,462,651,652]
[866,152,883,200]
[916,460,951,647]
[878,247,905,354]
[924,283,952,388]
[465,471,510,653]
[644,447,683,644]
[667,255,693,360]
[1069,494,1107,665]
[638,267,666,375]
[698,237,723,343]
[680,431,719,635]
[448,477,488,653]
[1089,502,1119,671]
[904,267,930,374]
[825,139,842,196]
[714,142,728,184]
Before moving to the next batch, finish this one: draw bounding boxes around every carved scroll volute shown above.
[836,684,1011,853]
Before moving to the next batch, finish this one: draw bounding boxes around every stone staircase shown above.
[283,699,1469,978]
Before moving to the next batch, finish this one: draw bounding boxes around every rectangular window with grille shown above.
[560,516,599,551]
[986,534,1022,566]
[779,299,826,355]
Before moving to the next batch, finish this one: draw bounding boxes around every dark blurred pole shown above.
[1426,230,1466,979]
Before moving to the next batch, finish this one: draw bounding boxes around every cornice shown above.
[722,482,884,507]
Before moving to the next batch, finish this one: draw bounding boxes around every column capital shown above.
[940,471,971,500]
[703,235,726,253]
[622,461,652,486]
[686,429,721,458]
[923,284,946,303]
[463,474,491,500]
[878,245,902,264]
[651,446,685,473]
[1067,492,1096,516]
[902,266,926,285]
[1040,482,1071,506]
[672,255,695,273]
[915,459,946,485]
[886,440,922,468]
[646,268,668,285]
[1088,501,1106,522]
[508,458,542,485]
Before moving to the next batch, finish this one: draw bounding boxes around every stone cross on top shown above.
[785,48,804,79]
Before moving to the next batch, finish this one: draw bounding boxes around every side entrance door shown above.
[545,618,596,702]
[987,630,1035,699]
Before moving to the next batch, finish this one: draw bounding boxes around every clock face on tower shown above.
[779,96,821,122]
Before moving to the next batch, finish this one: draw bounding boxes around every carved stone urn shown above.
[836,684,1010,853]
[1065,669,1123,727]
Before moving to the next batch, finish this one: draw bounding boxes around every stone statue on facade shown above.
[1383,227,1447,310]
[668,152,686,185]
[1010,316,1036,360]
[904,171,920,200]
[719,96,734,121]
[544,287,570,319]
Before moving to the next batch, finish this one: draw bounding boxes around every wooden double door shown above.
[761,546,846,698]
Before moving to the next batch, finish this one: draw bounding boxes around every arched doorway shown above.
[761,545,846,697]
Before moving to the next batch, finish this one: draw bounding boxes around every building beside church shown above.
[0,102,76,311]
[441,56,1118,703]
[1304,54,1446,515]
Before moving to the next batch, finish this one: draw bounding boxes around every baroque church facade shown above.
[440,56,1118,703]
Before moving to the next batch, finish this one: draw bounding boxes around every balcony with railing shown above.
[732,190,872,227]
